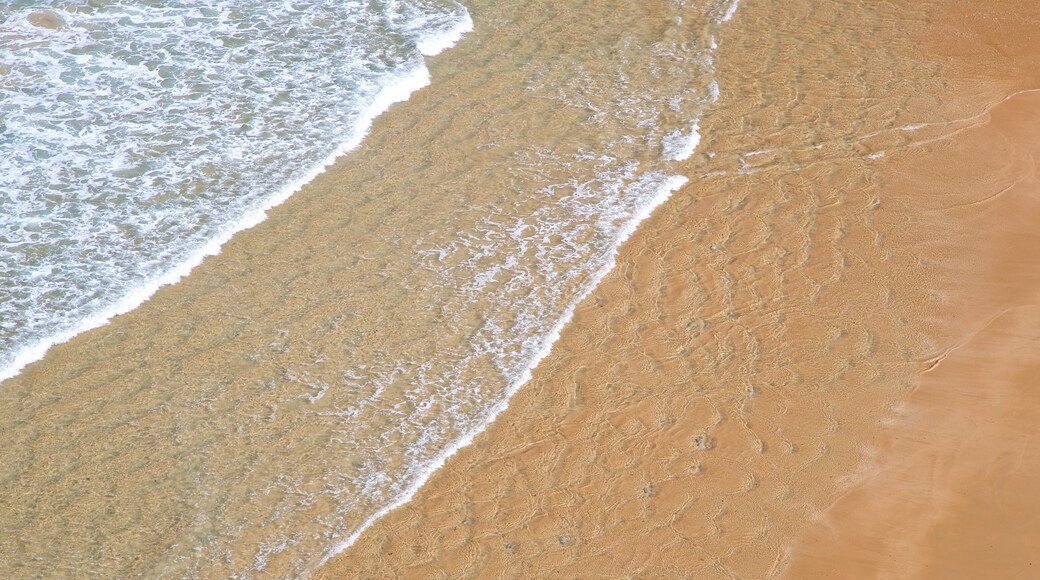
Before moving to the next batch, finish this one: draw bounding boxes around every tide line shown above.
[0,10,474,385]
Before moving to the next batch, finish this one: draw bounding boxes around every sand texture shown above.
[2,0,1039,576]
[785,89,1040,579]
[319,0,1040,577]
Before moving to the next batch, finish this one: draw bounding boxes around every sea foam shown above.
[0,1,471,383]
[663,121,702,161]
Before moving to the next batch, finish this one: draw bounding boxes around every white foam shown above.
[315,172,689,572]
[313,2,744,566]
[708,80,721,102]
[417,10,474,56]
[662,120,702,161]
[720,0,740,22]
[0,9,470,385]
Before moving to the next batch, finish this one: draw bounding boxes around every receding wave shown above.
[0,0,471,382]
[0,0,741,576]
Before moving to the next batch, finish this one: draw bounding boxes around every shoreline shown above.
[1,1,741,575]
[318,0,1040,576]
[3,0,1038,575]
[0,9,473,385]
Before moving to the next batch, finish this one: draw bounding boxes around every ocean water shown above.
[0,0,740,576]
[0,0,471,381]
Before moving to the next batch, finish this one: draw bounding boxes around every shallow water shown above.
[318,0,1040,575]
[1,0,742,576]
[0,0,469,380]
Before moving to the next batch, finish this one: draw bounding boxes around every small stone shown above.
[558,535,569,545]
[504,543,515,551]
[462,518,473,526]
[643,485,655,496]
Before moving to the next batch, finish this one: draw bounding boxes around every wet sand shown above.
[785,89,1040,579]
[319,0,1040,577]
[786,305,1040,579]
[3,0,1039,576]
[0,0,751,576]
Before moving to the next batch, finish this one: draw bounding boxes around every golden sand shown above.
[0,0,750,576]
[319,0,1040,577]
[2,0,1039,576]
[785,89,1040,579]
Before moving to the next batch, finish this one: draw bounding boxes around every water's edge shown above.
[0,12,475,385]
[311,3,741,570]
[315,173,690,571]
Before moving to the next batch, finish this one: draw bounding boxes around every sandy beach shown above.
[2,0,1039,577]
[319,0,1040,577]
[784,85,1040,578]
[3,0,748,575]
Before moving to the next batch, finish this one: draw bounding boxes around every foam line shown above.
[417,10,474,56]
[721,0,740,22]
[662,120,702,161]
[315,172,689,571]
[0,14,469,385]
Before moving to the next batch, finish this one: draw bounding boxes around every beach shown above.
[319,0,1040,577]
[785,86,1040,578]
[3,0,739,575]
[2,0,1039,577]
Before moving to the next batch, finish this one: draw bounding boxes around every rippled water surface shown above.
[0,0,741,576]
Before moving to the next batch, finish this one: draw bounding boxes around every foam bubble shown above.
[662,120,702,161]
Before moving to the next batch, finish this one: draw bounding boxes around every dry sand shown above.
[319,0,1040,577]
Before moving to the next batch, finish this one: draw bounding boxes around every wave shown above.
[312,0,742,570]
[0,2,473,384]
